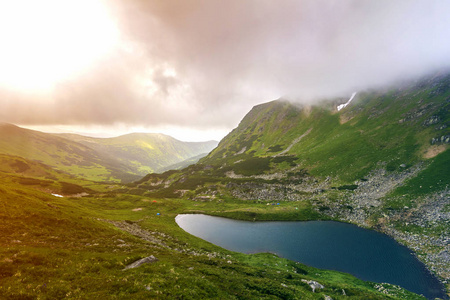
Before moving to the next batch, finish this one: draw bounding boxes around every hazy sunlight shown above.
[0,0,118,92]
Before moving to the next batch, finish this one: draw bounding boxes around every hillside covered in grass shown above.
[0,123,129,182]
[204,73,449,183]
[137,72,449,202]
[0,124,217,183]
[59,133,217,176]
[134,72,450,295]
[1,72,449,298]
[0,170,426,299]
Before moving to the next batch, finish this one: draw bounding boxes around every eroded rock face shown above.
[123,255,158,270]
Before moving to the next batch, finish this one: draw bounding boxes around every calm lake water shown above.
[176,214,447,299]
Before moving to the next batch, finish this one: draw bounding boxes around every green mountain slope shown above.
[0,124,134,182]
[0,124,217,183]
[58,133,217,175]
[0,153,66,180]
[161,152,211,171]
[0,173,424,299]
[134,72,450,294]
[204,74,449,183]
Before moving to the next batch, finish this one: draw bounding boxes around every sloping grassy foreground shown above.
[0,175,425,299]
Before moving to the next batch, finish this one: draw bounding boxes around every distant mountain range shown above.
[0,124,217,182]
[58,132,217,175]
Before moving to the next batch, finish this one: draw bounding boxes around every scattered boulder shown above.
[423,115,440,126]
[301,279,324,292]
[431,135,450,144]
[123,255,158,270]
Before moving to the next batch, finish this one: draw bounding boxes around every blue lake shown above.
[176,214,447,299]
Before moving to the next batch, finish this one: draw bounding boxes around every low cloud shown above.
[1,0,450,136]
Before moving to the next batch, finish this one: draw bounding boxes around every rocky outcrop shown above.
[274,128,312,157]
[102,219,230,261]
[431,135,450,144]
[423,115,441,126]
[301,279,324,293]
[349,166,422,209]
[221,171,330,201]
[224,179,326,201]
[123,255,158,270]
[398,102,435,124]
[102,219,168,248]
[322,181,450,285]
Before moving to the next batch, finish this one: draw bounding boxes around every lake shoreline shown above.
[188,208,449,298]
[177,213,448,299]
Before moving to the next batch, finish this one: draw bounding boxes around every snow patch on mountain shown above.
[337,92,357,111]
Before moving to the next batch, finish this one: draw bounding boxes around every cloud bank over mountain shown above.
[1,0,450,138]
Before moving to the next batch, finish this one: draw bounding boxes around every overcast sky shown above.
[1,0,450,141]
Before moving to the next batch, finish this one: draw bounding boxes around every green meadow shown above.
[0,172,425,299]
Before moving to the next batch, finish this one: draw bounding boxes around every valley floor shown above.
[0,176,433,299]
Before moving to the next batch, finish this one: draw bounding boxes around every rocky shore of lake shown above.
[201,165,450,293]
[312,170,450,292]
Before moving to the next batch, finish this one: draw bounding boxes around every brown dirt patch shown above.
[423,145,447,159]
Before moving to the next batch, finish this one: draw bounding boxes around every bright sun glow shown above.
[0,0,118,92]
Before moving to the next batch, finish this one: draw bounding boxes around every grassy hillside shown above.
[134,72,450,295]
[1,72,448,298]
[0,173,424,299]
[160,152,210,172]
[59,133,217,175]
[136,73,450,199]
[203,73,449,183]
[0,124,134,182]
[0,124,217,183]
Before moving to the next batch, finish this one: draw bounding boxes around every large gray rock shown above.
[123,255,158,270]
[301,279,325,293]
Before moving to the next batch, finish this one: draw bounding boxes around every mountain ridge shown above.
[0,124,218,182]
[134,71,450,293]
[57,132,217,175]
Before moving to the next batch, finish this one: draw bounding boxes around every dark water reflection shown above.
[176,214,447,299]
